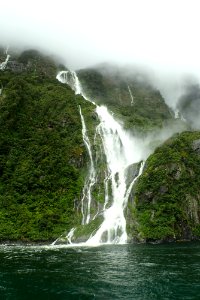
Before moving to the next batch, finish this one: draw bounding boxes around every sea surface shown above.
[0,242,200,299]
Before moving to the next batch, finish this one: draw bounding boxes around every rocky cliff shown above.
[128,131,200,242]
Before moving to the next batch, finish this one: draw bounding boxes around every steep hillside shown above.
[0,50,96,242]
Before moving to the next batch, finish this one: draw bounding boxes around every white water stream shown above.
[127,84,134,106]
[57,71,96,224]
[56,71,82,96]
[79,106,96,224]
[0,54,10,71]
[56,70,145,245]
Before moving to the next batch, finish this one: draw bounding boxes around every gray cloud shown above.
[1,0,200,111]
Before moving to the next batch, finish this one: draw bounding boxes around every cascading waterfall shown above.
[0,53,10,71]
[57,71,96,224]
[56,70,145,245]
[127,84,134,106]
[86,162,145,245]
[85,106,144,245]
[79,106,96,224]
[56,71,82,95]
[66,228,76,244]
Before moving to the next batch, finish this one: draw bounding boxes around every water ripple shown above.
[0,242,200,299]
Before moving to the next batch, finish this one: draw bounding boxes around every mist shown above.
[1,0,200,123]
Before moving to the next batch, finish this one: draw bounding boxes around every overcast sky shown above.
[0,0,200,73]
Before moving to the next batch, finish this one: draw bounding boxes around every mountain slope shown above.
[0,50,96,242]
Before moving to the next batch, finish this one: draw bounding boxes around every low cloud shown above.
[1,0,200,111]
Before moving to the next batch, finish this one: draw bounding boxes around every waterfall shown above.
[86,162,145,245]
[0,54,10,71]
[5,46,9,55]
[127,84,134,106]
[56,70,145,245]
[56,71,82,95]
[57,71,96,225]
[66,228,76,244]
[85,106,144,245]
[79,106,96,224]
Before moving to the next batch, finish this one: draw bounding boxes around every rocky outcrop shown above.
[128,131,200,242]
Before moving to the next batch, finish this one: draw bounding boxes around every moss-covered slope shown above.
[128,131,200,242]
[0,50,96,242]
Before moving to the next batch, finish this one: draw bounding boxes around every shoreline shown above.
[0,238,199,247]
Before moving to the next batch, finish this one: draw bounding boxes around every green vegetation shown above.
[0,50,96,242]
[129,131,200,242]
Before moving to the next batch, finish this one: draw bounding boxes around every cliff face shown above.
[0,50,96,242]
[128,131,200,242]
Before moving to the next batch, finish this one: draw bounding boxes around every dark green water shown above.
[0,242,200,299]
